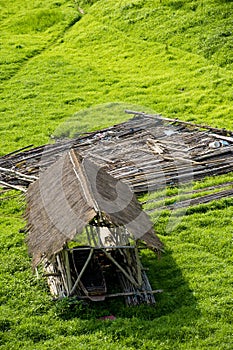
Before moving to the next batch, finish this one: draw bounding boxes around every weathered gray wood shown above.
[209,133,233,143]
[65,245,136,251]
[89,225,98,246]
[1,144,34,158]
[0,180,27,192]
[56,254,69,295]
[63,250,73,293]
[1,113,232,204]
[85,226,92,246]
[0,167,38,181]
[134,247,142,286]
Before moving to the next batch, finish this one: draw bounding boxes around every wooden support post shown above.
[56,254,69,295]
[85,226,92,246]
[63,250,73,293]
[69,248,94,296]
[134,247,142,286]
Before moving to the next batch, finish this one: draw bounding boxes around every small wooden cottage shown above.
[26,149,163,305]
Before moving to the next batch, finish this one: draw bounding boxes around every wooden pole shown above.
[134,247,142,286]
[101,249,140,288]
[1,144,34,158]
[69,248,94,296]
[0,181,27,192]
[56,254,69,295]
[63,250,73,293]
[76,290,163,299]
[0,166,38,181]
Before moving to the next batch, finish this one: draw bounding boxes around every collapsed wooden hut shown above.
[26,149,163,305]
[1,111,233,208]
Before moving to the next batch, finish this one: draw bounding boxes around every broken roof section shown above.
[26,149,162,267]
[1,111,233,194]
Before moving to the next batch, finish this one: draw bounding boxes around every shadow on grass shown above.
[54,247,199,322]
[33,248,201,348]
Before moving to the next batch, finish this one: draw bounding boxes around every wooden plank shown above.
[65,245,136,251]
[56,254,69,295]
[0,166,38,181]
[69,248,94,296]
[63,250,73,293]
[0,180,27,192]
[76,289,163,299]
[209,133,233,143]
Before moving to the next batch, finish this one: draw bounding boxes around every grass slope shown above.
[1,0,233,154]
[0,1,233,349]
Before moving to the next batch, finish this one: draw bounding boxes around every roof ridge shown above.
[69,149,97,212]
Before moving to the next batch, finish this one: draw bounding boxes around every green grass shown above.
[1,0,233,154]
[141,172,233,211]
[0,0,233,349]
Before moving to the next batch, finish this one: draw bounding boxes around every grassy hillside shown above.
[0,1,233,349]
[1,0,233,154]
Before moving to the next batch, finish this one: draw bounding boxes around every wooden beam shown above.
[0,180,27,192]
[0,166,38,181]
[65,245,136,251]
[63,250,73,293]
[76,289,163,299]
[56,254,69,294]
[101,249,140,288]
[134,247,142,286]
[69,248,94,296]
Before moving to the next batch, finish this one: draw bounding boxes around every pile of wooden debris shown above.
[1,111,232,305]
[1,111,233,209]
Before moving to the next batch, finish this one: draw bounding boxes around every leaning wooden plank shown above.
[102,249,140,288]
[85,226,92,246]
[69,248,94,296]
[89,225,98,247]
[63,250,73,293]
[65,246,136,251]
[134,247,143,286]
[0,180,27,192]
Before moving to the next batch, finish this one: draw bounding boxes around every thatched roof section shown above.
[26,150,162,266]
